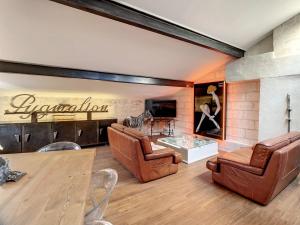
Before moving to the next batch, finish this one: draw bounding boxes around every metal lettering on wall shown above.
[4,94,109,119]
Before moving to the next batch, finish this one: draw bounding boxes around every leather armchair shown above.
[108,123,182,182]
[207,132,300,205]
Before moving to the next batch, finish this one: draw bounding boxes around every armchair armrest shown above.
[207,157,219,172]
[145,148,182,163]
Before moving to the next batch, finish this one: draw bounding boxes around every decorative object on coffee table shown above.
[158,135,218,164]
[0,157,26,185]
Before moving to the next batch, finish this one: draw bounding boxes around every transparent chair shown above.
[85,169,118,225]
[38,141,81,152]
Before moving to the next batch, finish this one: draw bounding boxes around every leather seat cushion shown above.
[218,148,253,165]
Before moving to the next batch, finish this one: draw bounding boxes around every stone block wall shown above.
[159,88,194,135]
[226,80,260,145]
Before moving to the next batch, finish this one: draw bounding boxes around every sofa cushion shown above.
[250,132,300,169]
[111,123,126,132]
[218,148,253,165]
[124,128,153,154]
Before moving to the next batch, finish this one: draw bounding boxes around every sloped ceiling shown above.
[115,0,300,50]
[0,0,232,82]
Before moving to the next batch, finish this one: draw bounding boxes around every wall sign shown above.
[4,94,109,119]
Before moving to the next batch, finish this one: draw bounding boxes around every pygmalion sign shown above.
[4,94,109,119]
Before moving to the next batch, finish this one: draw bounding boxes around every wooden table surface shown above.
[0,149,96,225]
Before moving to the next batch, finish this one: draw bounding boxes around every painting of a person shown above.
[195,85,221,133]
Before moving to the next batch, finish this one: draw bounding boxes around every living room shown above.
[0,1,300,225]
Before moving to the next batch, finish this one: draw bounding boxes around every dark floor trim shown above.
[50,0,245,58]
[0,61,194,87]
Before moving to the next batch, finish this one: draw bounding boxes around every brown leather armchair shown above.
[108,123,182,183]
[207,132,300,205]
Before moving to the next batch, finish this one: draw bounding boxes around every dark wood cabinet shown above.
[52,121,76,142]
[99,119,117,144]
[22,123,52,152]
[76,121,98,146]
[0,119,117,154]
[0,124,22,154]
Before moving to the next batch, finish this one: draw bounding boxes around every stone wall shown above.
[226,80,260,145]
[157,88,194,135]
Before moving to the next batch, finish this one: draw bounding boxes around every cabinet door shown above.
[52,122,76,142]
[75,121,98,146]
[0,124,22,154]
[22,123,52,152]
[98,119,117,144]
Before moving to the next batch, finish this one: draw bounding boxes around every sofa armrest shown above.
[174,152,182,164]
[206,157,219,172]
[217,158,264,175]
[145,148,182,163]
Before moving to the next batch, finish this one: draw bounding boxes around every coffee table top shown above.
[158,135,216,150]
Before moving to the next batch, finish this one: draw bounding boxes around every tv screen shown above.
[145,100,176,118]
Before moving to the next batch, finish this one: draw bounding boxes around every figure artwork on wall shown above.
[194,81,225,139]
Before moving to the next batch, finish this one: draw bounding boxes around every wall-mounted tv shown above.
[145,100,176,118]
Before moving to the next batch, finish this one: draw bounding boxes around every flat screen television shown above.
[145,100,176,118]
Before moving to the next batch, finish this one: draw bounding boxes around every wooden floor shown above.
[92,146,300,225]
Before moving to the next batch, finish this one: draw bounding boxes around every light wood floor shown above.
[92,146,300,225]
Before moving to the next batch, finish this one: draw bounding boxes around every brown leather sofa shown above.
[107,123,182,182]
[207,132,300,205]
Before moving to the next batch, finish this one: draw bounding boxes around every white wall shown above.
[259,75,300,140]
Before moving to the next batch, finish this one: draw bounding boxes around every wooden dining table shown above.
[0,149,96,225]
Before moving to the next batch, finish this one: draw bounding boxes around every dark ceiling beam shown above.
[0,61,194,88]
[50,0,245,58]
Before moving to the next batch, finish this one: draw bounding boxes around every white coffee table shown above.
[157,135,218,164]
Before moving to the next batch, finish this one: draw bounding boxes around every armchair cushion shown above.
[207,148,264,175]
[217,158,264,175]
[218,148,253,165]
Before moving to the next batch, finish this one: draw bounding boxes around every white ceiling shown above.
[0,0,232,84]
[115,0,300,50]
